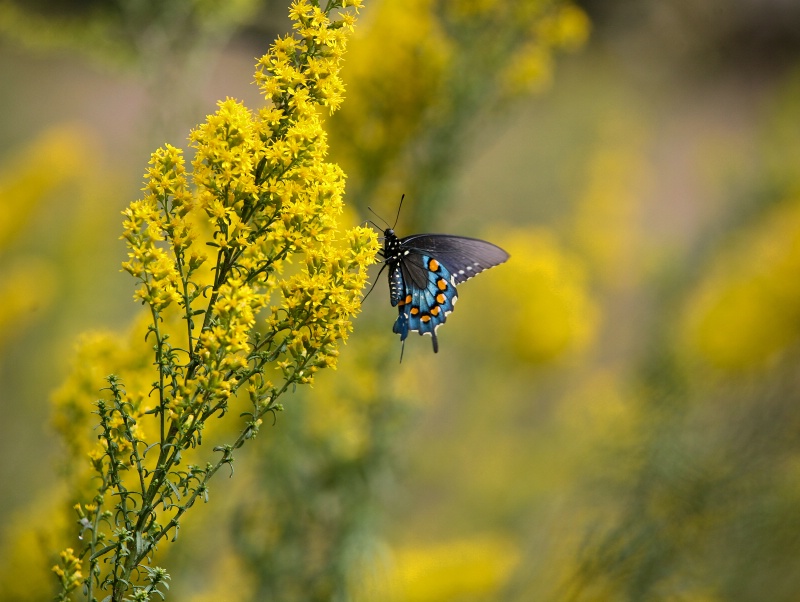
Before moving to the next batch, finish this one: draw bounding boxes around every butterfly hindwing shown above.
[392,254,457,353]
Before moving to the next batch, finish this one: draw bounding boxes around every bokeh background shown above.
[3,0,800,600]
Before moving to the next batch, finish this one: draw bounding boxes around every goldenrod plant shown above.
[51,1,377,599]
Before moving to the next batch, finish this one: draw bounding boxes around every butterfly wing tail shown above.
[393,308,409,340]
[393,308,411,362]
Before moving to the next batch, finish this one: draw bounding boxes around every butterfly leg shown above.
[362,263,389,303]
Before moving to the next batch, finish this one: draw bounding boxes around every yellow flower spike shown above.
[58,2,374,598]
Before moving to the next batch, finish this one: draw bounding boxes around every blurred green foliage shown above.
[2,0,800,600]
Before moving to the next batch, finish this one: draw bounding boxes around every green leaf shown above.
[166,479,182,501]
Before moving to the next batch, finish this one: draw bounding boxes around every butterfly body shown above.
[380,228,509,355]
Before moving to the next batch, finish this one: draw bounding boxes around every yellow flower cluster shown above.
[50,0,376,499]
[259,0,361,115]
[52,547,83,596]
[121,145,193,311]
[274,226,375,383]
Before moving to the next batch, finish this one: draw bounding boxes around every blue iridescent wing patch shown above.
[392,255,457,353]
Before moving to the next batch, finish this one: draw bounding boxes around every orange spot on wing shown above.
[421,314,431,323]
[410,307,420,315]
[436,293,445,304]
[431,306,440,316]
[404,294,412,304]
[428,258,440,271]
[437,278,447,291]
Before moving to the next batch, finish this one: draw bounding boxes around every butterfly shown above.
[367,196,509,359]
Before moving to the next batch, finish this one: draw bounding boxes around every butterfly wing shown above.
[400,234,510,285]
[391,252,458,353]
[386,233,508,356]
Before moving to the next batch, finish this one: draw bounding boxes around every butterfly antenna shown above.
[392,194,405,229]
[367,207,392,230]
[399,339,405,363]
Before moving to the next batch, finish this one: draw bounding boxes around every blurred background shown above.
[2,0,800,600]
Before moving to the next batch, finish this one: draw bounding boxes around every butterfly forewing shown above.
[400,234,510,285]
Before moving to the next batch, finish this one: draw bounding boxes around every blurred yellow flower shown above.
[0,487,71,602]
[0,124,95,248]
[0,258,56,349]
[572,116,651,289]
[0,125,100,352]
[303,340,379,461]
[501,4,591,94]
[333,0,449,177]
[459,228,598,364]
[357,535,519,602]
[683,198,800,371]
[51,313,154,479]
